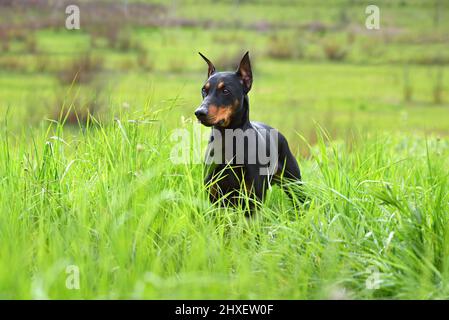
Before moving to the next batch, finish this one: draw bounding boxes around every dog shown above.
[195,52,303,213]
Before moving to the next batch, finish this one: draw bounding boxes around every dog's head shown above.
[195,52,252,128]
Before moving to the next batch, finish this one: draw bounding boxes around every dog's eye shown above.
[202,88,208,96]
[223,88,230,95]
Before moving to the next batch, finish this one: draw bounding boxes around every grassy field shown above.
[0,0,448,299]
[1,113,448,299]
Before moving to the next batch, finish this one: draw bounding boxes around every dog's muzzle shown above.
[194,106,208,120]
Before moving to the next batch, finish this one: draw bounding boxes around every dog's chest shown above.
[205,128,269,165]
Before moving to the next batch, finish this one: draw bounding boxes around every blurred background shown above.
[0,0,448,155]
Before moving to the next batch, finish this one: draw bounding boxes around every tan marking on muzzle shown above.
[207,104,236,127]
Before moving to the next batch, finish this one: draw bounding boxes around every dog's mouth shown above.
[197,118,225,127]
[197,118,213,127]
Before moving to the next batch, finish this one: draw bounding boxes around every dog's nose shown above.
[195,108,208,119]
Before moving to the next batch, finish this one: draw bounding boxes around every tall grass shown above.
[0,106,448,299]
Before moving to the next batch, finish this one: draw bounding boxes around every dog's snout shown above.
[195,108,208,119]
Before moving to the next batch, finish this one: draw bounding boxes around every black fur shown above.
[195,52,304,213]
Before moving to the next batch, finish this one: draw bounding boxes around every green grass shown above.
[2,25,449,141]
[0,108,448,299]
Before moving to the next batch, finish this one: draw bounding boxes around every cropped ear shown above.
[198,52,216,78]
[236,51,252,93]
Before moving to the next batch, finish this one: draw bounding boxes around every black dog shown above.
[195,52,303,212]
